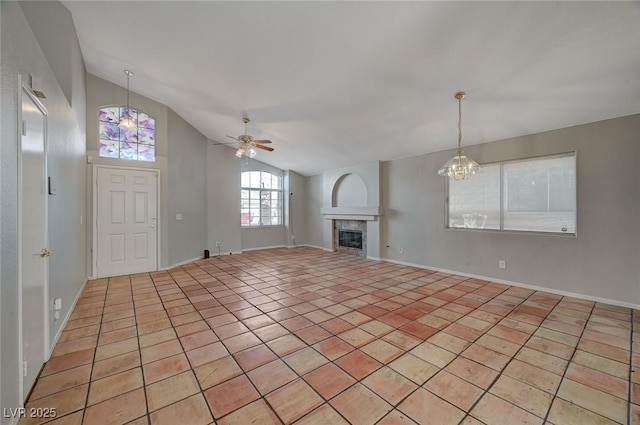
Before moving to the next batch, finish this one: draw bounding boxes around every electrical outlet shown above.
[499,260,506,269]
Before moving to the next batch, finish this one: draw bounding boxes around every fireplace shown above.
[334,220,367,257]
[338,230,363,250]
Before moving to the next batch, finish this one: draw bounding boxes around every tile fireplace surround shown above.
[18,247,639,425]
[335,220,367,257]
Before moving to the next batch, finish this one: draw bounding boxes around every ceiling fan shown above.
[226,117,274,158]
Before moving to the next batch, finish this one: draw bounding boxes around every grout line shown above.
[32,249,638,425]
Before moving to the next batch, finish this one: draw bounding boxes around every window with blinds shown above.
[446,153,576,235]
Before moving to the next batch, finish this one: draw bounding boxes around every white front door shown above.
[20,86,49,401]
[95,167,158,277]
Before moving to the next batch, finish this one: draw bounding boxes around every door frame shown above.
[92,164,161,278]
[17,76,50,402]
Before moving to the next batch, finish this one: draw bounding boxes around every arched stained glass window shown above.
[98,106,156,161]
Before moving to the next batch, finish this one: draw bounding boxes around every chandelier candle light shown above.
[118,69,136,130]
[437,91,480,180]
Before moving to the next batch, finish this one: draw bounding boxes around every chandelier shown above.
[437,91,480,180]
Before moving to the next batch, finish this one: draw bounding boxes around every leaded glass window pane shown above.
[98,106,156,162]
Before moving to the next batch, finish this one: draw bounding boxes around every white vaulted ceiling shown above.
[62,1,640,176]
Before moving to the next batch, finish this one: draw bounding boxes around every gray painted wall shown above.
[205,154,308,252]
[305,174,324,248]
[167,109,207,264]
[1,1,87,419]
[87,74,209,270]
[382,114,640,306]
[17,1,76,105]
[86,74,171,270]
[287,170,307,247]
[207,144,242,254]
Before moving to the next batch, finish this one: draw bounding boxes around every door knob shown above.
[40,249,51,258]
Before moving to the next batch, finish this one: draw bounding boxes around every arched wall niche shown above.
[331,173,368,207]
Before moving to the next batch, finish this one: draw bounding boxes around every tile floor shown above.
[20,247,640,425]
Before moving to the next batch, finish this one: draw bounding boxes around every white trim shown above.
[159,256,203,270]
[17,74,24,409]
[48,279,88,355]
[202,251,243,258]
[295,244,333,252]
[8,415,20,425]
[92,164,161,278]
[323,214,377,221]
[297,244,326,251]
[381,257,640,310]
[321,206,383,217]
[241,245,286,252]
[366,256,382,261]
[17,79,50,405]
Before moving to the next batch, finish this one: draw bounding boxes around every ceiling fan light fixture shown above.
[118,69,136,130]
[438,91,480,180]
[230,117,274,159]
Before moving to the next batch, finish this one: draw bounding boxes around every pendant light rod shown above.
[437,90,480,180]
[243,117,250,135]
[118,69,136,129]
[124,69,133,111]
[455,91,465,153]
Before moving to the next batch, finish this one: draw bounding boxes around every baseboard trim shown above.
[381,257,640,310]
[294,244,326,251]
[366,255,382,261]
[49,278,88,359]
[241,245,286,252]
[160,256,203,270]
[210,251,243,257]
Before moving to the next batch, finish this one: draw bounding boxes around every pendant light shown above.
[118,69,136,129]
[437,91,480,180]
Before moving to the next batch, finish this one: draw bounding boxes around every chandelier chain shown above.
[126,73,130,111]
[458,95,462,152]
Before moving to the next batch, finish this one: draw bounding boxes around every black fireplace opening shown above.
[338,230,363,250]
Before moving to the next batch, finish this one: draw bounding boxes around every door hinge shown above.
[22,120,27,136]
[23,361,28,377]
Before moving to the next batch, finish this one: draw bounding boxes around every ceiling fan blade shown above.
[254,144,274,152]
[226,135,239,141]
[211,141,237,146]
[252,139,272,144]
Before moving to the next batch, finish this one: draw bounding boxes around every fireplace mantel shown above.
[321,206,383,221]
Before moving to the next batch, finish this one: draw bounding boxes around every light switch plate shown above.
[48,176,57,195]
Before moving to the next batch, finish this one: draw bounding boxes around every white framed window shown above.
[446,152,576,235]
[241,171,283,227]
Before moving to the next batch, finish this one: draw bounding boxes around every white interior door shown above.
[20,86,49,401]
[96,167,158,277]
